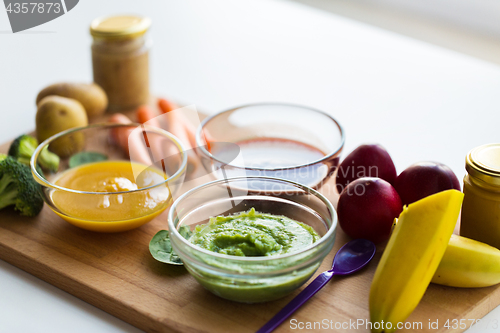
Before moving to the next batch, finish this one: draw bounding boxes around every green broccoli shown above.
[8,134,59,172]
[0,155,44,217]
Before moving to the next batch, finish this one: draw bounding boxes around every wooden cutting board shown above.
[0,111,499,333]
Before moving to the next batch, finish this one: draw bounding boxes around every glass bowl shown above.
[31,123,187,232]
[168,176,337,303]
[195,103,344,190]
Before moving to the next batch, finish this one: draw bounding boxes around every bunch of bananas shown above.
[369,190,500,333]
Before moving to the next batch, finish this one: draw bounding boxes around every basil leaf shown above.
[149,226,192,265]
[69,152,107,168]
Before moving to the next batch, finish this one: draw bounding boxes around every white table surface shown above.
[1,0,500,332]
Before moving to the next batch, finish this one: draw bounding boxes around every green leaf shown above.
[69,152,107,168]
[149,226,192,265]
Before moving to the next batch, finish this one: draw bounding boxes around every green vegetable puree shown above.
[189,208,320,256]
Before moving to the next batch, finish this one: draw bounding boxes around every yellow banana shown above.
[369,190,464,333]
[432,234,500,288]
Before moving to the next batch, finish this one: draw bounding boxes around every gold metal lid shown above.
[466,143,500,186]
[90,15,151,39]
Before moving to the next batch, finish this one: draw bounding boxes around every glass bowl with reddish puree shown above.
[31,124,187,232]
[195,103,344,190]
[168,176,337,303]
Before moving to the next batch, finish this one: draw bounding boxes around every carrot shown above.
[158,98,201,176]
[158,98,178,114]
[136,105,160,128]
[167,115,200,175]
[136,103,197,176]
[136,105,173,172]
[158,97,210,150]
[172,111,198,148]
[108,113,134,152]
[107,113,151,166]
[136,105,161,160]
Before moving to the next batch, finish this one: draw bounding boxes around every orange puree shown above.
[51,160,171,232]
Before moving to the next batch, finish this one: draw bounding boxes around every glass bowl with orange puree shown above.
[31,124,187,232]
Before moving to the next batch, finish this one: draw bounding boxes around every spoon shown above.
[256,238,376,333]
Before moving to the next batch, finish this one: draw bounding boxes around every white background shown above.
[1,0,500,332]
[338,0,500,38]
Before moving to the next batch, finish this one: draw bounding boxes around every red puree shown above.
[209,138,329,188]
[234,138,325,169]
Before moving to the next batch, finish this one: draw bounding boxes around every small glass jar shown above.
[460,144,500,248]
[90,16,151,112]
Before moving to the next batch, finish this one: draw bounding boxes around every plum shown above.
[394,161,461,206]
[336,144,397,194]
[337,177,403,244]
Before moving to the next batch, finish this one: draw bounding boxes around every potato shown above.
[36,82,108,118]
[36,96,88,157]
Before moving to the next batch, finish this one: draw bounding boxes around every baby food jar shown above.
[90,15,151,112]
[460,144,500,248]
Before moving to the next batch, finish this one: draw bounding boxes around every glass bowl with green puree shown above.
[167,176,337,303]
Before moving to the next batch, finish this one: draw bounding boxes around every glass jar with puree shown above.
[460,144,500,248]
[90,15,151,112]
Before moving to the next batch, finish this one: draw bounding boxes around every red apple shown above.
[336,144,397,194]
[394,161,461,206]
[337,177,403,244]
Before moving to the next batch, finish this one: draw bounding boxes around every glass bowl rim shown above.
[195,102,345,171]
[30,123,188,195]
[167,175,337,262]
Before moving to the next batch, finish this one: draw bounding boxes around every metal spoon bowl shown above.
[257,238,376,333]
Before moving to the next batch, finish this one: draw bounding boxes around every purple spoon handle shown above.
[256,270,335,333]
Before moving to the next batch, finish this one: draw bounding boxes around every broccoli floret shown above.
[0,156,44,217]
[8,134,59,172]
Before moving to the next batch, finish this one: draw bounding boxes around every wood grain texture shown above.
[1,111,499,333]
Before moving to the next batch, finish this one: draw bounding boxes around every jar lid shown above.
[90,15,151,39]
[466,143,500,186]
